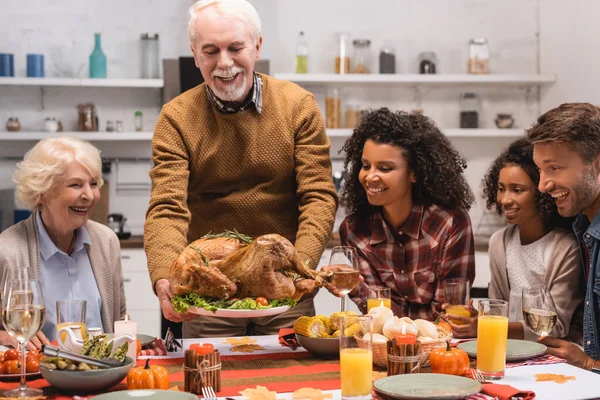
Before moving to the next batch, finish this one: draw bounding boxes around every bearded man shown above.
[144,0,337,338]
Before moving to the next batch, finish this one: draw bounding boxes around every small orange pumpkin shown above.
[136,339,142,358]
[429,341,469,376]
[434,315,452,333]
[127,359,170,390]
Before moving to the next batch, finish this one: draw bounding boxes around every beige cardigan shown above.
[488,225,583,342]
[0,212,126,334]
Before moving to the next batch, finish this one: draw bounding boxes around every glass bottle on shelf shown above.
[335,32,351,74]
[295,31,308,74]
[459,93,480,129]
[89,33,107,78]
[77,103,97,131]
[140,33,160,79]
[106,120,114,132]
[325,88,342,129]
[345,104,361,129]
[115,120,124,132]
[352,39,371,74]
[134,111,143,132]
[468,38,489,74]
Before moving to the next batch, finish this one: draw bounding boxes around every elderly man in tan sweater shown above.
[144,0,337,338]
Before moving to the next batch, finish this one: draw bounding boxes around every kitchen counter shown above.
[120,233,342,249]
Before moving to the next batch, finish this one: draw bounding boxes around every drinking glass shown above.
[0,267,34,305]
[522,288,557,336]
[340,315,372,400]
[367,286,391,312]
[2,279,46,397]
[443,278,470,325]
[56,300,87,343]
[476,299,508,381]
[328,246,360,311]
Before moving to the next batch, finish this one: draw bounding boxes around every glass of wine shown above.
[522,287,557,336]
[0,267,34,305]
[2,278,46,397]
[328,246,360,312]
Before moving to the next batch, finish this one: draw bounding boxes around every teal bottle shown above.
[89,33,107,78]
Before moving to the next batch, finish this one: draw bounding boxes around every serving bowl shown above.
[295,334,339,356]
[41,356,134,394]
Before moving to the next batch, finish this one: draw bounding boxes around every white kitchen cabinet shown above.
[120,248,161,338]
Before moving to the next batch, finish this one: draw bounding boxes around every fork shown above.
[202,386,217,400]
[471,369,488,384]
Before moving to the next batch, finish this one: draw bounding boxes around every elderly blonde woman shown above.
[0,136,126,349]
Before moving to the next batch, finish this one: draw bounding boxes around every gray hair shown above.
[188,0,262,46]
[13,136,104,210]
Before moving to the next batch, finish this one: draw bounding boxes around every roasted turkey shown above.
[169,233,329,301]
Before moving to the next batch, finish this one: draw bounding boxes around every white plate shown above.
[188,305,290,318]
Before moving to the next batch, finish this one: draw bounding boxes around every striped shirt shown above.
[340,204,475,320]
[206,72,263,114]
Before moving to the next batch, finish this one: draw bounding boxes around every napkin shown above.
[279,328,297,348]
[139,338,168,357]
[482,383,535,400]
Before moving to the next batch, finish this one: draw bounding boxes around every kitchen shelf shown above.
[0,77,163,88]
[275,73,556,86]
[327,128,525,138]
[0,131,154,141]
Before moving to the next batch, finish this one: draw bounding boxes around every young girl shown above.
[324,108,476,320]
[447,138,583,341]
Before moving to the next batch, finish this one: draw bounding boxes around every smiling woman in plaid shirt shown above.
[324,108,476,320]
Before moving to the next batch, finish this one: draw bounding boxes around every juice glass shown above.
[367,287,391,312]
[56,300,86,341]
[340,315,372,400]
[444,278,470,324]
[477,299,508,380]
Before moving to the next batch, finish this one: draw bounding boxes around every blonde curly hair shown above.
[13,136,104,210]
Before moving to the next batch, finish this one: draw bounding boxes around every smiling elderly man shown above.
[144,0,337,338]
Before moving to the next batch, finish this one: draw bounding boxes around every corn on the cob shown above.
[293,316,328,338]
[330,311,358,330]
[314,315,333,334]
[343,323,362,337]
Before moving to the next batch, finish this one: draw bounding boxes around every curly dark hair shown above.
[341,108,475,221]
[482,138,570,229]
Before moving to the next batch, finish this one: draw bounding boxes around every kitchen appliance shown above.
[107,213,131,240]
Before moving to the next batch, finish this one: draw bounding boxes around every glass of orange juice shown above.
[56,300,87,341]
[477,299,508,380]
[367,287,391,312]
[443,278,471,325]
[340,315,372,399]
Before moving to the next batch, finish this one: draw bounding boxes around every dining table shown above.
[1,335,600,399]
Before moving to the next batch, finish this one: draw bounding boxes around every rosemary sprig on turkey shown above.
[169,232,331,313]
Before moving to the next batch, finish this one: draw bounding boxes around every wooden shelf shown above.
[0,132,154,141]
[327,128,524,138]
[274,73,556,86]
[0,77,163,88]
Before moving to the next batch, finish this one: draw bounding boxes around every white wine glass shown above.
[0,267,34,306]
[2,279,46,397]
[522,288,557,336]
[328,246,360,312]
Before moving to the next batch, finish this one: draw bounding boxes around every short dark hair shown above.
[341,108,474,222]
[526,102,600,164]
[482,138,571,230]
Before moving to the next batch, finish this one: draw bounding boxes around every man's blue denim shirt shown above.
[573,211,600,361]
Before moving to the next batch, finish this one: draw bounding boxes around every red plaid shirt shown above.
[340,204,475,320]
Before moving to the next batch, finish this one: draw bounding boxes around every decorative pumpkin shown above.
[434,315,452,333]
[429,341,469,376]
[127,359,170,389]
[136,339,142,358]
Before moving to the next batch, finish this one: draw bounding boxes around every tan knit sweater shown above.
[145,74,338,289]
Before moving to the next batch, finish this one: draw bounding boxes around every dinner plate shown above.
[457,339,547,361]
[105,333,155,347]
[374,373,482,400]
[0,371,42,381]
[188,305,290,318]
[91,390,197,400]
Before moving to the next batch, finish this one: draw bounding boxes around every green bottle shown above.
[89,33,107,78]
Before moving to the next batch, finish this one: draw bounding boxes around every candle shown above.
[189,343,214,355]
[394,323,416,345]
[114,314,138,361]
